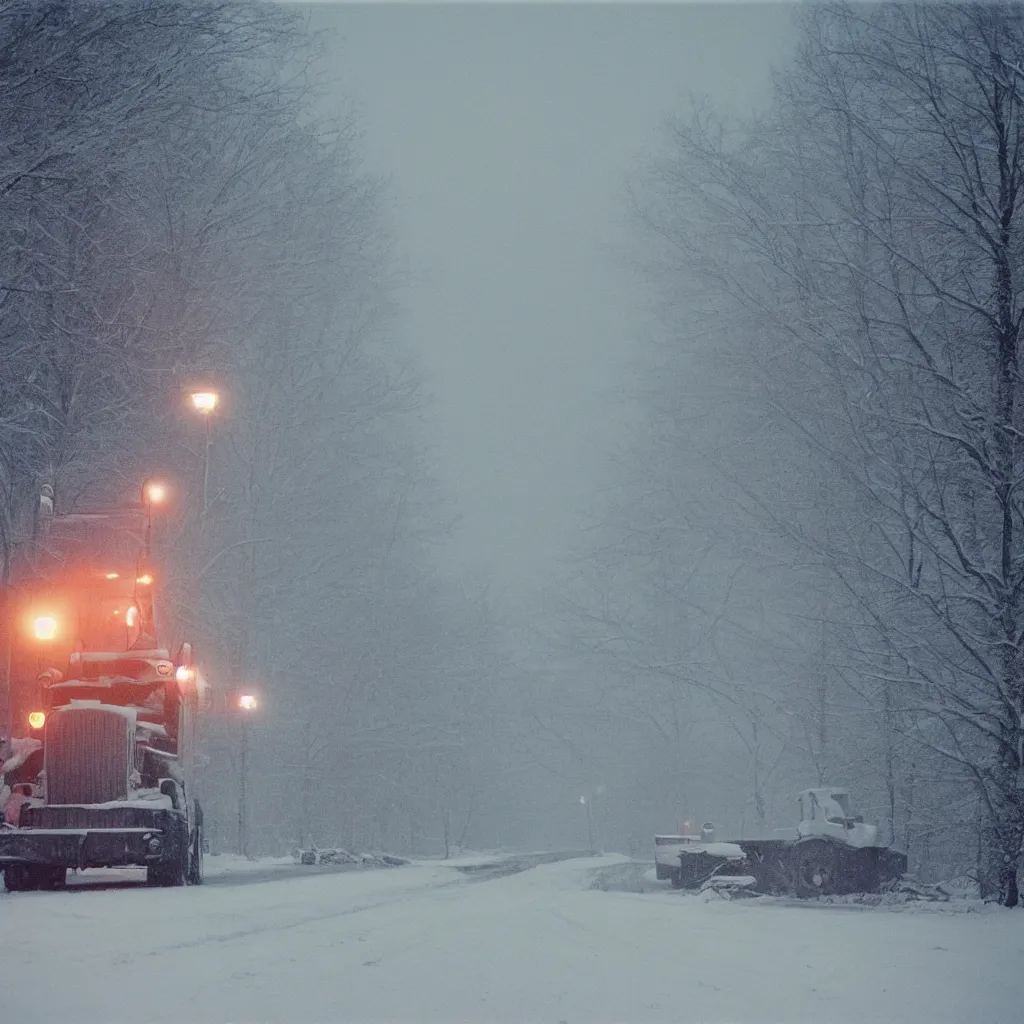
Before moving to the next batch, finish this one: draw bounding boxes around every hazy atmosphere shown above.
[319,2,796,592]
[1,3,1022,1021]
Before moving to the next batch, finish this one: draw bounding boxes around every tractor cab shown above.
[796,788,880,848]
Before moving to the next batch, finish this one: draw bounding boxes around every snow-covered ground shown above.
[3,854,1022,1023]
[203,852,296,876]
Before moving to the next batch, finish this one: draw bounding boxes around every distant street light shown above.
[237,693,259,856]
[188,389,220,517]
[27,711,46,731]
[143,480,167,507]
[141,479,169,557]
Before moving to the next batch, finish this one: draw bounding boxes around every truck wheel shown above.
[3,864,37,892]
[147,847,186,887]
[794,840,839,898]
[187,824,204,886]
[36,866,66,890]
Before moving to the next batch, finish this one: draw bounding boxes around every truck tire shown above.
[187,822,204,886]
[793,839,839,898]
[147,846,187,887]
[36,866,66,890]
[3,864,63,891]
[3,864,36,891]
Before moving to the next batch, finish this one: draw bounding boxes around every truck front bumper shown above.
[1,805,188,870]
[0,826,167,869]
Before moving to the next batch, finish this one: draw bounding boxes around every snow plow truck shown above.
[1,565,208,890]
[655,788,907,898]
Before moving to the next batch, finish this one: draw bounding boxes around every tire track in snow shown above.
[120,876,467,962]
[119,853,593,961]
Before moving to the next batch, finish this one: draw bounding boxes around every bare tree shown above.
[627,3,1024,904]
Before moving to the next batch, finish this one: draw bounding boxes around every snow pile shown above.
[588,860,666,893]
[678,841,745,860]
[0,737,42,779]
[293,847,409,868]
[701,874,759,896]
[204,853,295,877]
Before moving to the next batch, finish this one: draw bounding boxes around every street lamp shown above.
[580,795,595,853]
[189,391,219,414]
[141,479,168,558]
[237,693,258,856]
[32,615,58,641]
[143,480,167,506]
[188,389,220,517]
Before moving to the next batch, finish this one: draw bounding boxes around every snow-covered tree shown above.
[612,2,1024,905]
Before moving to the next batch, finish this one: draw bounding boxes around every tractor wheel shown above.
[794,840,839,898]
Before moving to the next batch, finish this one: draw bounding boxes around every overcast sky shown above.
[309,2,797,597]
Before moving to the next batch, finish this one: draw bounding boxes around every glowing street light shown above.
[143,480,168,506]
[32,616,58,641]
[141,478,169,558]
[28,711,46,730]
[188,389,221,518]
[238,694,258,712]
[189,390,219,415]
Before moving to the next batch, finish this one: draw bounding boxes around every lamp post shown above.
[188,390,219,518]
[580,795,594,852]
[237,693,258,856]
[141,479,168,558]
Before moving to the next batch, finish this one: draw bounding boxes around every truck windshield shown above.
[77,597,141,652]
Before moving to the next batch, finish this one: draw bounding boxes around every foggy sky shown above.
[311,2,796,595]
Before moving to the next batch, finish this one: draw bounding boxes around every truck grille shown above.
[23,804,158,829]
[46,707,132,804]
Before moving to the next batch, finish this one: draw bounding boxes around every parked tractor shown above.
[655,788,907,898]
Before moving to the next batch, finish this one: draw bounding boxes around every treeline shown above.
[559,2,1024,905]
[0,0,505,857]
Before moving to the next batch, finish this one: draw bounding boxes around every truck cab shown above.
[1,567,207,890]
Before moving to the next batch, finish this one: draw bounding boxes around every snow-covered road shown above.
[3,855,1022,1023]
